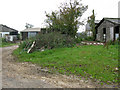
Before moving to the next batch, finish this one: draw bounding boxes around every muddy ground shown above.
[1,45,117,88]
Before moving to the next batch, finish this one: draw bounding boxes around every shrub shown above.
[19,32,75,52]
[17,34,20,40]
[2,38,6,42]
[113,40,119,45]
[77,32,87,40]
[35,32,75,49]
[107,40,119,45]
[75,37,82,43]
[84,36,94,41]
[19,37,36,50]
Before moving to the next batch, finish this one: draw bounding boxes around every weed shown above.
[13,45,118,84]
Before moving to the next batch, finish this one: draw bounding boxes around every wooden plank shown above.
[27,41,36,53]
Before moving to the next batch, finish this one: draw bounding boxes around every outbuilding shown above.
[0,24,18,42]
[95,18,120,42]
[21,28,41,40]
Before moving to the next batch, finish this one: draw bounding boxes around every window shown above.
[115,26,119,33]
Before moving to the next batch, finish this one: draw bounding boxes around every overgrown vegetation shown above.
[0,38,17,47]
[108,40,119,45]
[13,45,118,84]
[75,32,94,43]
[84,36,94,41]
[13,0,119,85]
[19,32,75,52]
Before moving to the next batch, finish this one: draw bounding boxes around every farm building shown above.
[95,18,120,42]
[0,24,18,42]
[21,28,47,40]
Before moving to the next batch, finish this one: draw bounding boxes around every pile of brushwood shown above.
[19,32,75,53]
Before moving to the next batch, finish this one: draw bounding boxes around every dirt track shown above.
[1,45,117,88]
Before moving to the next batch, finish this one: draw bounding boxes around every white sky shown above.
[0,0,119,32]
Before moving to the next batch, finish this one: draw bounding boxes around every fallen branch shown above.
[27,41,36,53]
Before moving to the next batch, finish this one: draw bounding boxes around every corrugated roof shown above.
[96,18,120,29]
[106,18,120,24]
[0,24,18,32]
[21,28,41,32]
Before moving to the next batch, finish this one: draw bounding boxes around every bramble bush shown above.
[19,37,36,51]
[75,37,82,43]
[19,32,75,52]
[84,36,94,41]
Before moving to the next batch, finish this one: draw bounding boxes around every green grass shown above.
[13,45,118,84]
[0,42,17,47]
[0,38,18,47]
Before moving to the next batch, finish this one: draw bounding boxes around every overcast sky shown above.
[0,0,119,32]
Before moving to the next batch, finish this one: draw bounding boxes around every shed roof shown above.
[106,18,120,24]
[0,24,18,32]
[21,28,41,32]
[96,18,120,29]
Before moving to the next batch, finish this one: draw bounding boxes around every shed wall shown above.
[96,20,117,42]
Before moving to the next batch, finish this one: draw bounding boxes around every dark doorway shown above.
[114,26,119,40]
[21,32,28,40]
[103,28,106,42]
[103,28,106,34]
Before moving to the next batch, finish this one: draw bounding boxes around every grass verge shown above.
[13,45,118,84]
[0,42,18,47]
